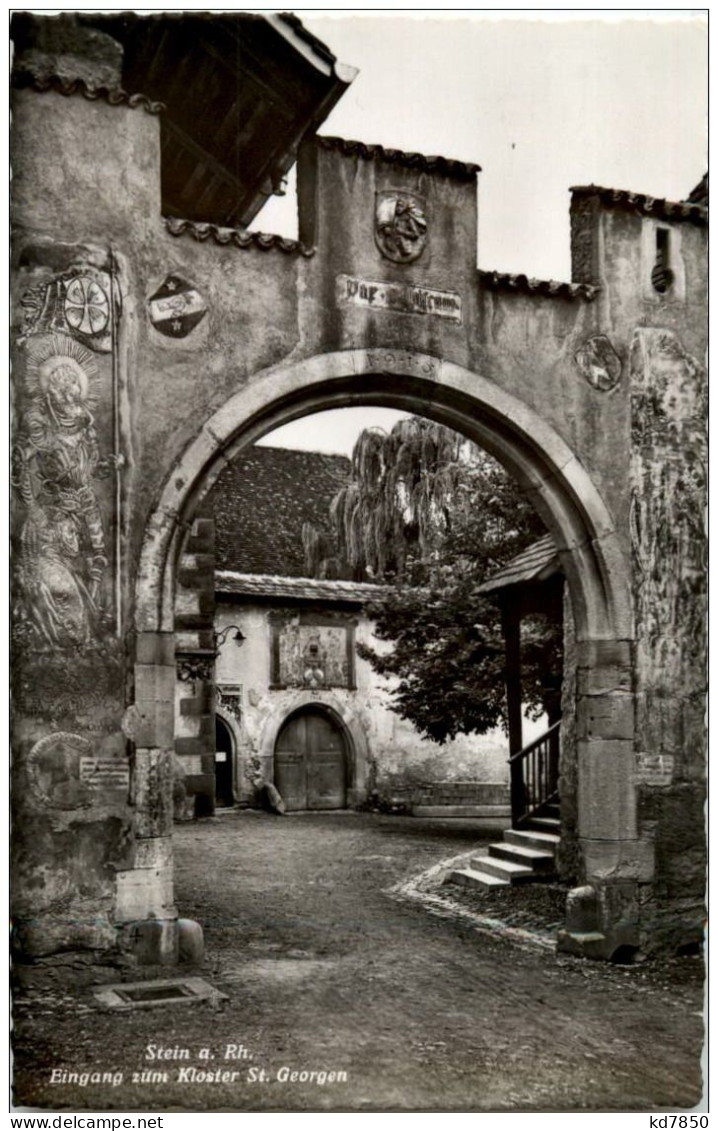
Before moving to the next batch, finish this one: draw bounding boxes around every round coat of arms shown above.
[28,732,92,810]
[574,334,622,392]
[64,276,110,337]
[375,191,428,264]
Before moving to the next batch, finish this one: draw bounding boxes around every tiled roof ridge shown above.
[277,12,338,68]
[571,183,707,226]
[316,135,481,179]
[479,270,598,301]
[11,69,164,114]
[165,217,316,256]
[686,173,708,206]
[217,569,388,589]
[216,570,389,603]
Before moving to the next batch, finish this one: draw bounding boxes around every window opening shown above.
[651,228,673,294]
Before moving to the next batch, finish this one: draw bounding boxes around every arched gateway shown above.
[132,349,635,961]
[11,16,706,967]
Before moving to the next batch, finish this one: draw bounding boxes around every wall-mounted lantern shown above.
[214,624,246,651]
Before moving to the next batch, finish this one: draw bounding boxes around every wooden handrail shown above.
[509,719,562,763]
[509,719,561,827]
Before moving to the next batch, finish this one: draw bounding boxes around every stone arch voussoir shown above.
[136,348,633,645]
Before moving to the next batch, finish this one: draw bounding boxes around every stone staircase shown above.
[448,804,560,890]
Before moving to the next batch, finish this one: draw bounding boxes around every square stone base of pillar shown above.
[556,882,641,962]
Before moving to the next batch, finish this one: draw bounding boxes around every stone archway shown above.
[137,349,631,641]
[130,348,638,959]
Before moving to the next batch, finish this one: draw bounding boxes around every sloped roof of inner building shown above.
[206,446,351,577]
[477,534,561,595]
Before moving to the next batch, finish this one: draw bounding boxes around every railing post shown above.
[501,601,525,825]
[510,754,526,826]
[549,723,560,797]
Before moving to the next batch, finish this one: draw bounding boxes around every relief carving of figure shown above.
[375,191,428,264]
[302,634,327,688]
[12,335,116,649]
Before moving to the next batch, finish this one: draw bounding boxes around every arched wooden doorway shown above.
[274,707,348,811]
[214,715,234,808]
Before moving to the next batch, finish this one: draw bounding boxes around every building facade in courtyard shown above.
[10,12,706,964]
[187,445,515,819]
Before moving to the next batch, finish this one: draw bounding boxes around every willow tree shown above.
[303,417,562,743]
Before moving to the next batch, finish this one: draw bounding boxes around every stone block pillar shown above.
[115,630,200,964]
[558,639,653,960]
[174,516,217,816]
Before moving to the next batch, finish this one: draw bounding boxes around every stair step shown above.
[528,816,561,832]
[504,828,560,852]
[489,842,556,870]
[447,867,509,891]
[472,856,534,882]
[543,804,561,819]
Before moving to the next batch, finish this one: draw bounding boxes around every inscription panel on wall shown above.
[336,274,462,324]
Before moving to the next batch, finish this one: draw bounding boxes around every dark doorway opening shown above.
[215,716,234,808]
[275,707,348,811]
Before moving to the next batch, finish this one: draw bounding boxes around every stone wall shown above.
[174,517,217,815]
[630,327,707,951]
[557,587,579,884]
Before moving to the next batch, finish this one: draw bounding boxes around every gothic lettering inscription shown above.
[363,350,439,377]
[217,684,242,721]
[79,757,130,790]
[337,274,462,324]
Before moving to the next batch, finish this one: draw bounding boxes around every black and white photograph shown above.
[9,8,707,1116]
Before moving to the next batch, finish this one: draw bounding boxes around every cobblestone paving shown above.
[12,810,705,1113]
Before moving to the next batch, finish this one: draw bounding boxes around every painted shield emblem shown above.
[375,191,428,264]
[20,267,116,353]
[64,275,110,339]
[148,275,207,338]
[575,334,622,392]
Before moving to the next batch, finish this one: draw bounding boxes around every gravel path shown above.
[12,810,705,1112]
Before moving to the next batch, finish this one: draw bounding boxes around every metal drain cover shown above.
[93,977,228,1011]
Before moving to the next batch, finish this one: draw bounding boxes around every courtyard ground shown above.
[12,810,705,1113]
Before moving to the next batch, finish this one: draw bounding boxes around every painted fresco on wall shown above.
[630,327,707,766]
[271,616,354,689]
[574,334,622,391]
[12,251,123,653]
[12,333,118,648]
[19,264,116,353]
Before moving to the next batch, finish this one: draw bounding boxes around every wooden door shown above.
[274,709,347,811]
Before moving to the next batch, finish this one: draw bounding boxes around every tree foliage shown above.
[303,417,563,744]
